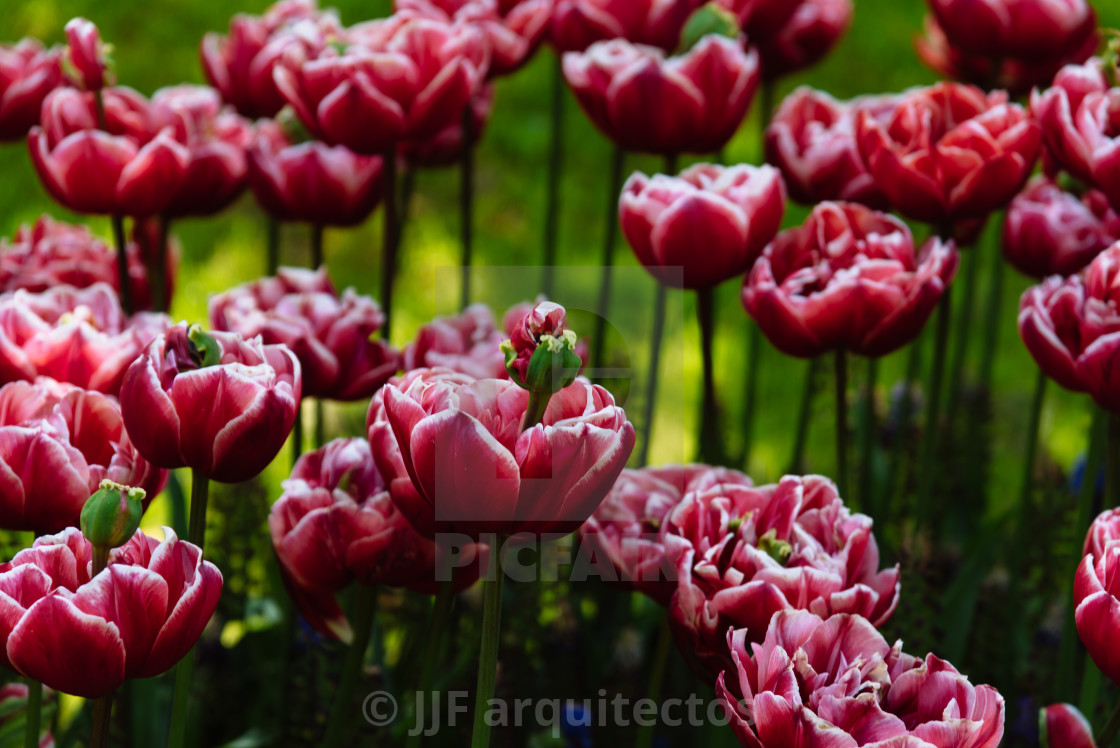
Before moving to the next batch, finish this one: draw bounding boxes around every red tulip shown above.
[0,527,221,698]
[715,0,804,40]
[149,85,252,218]
[397,0,553,77]
[1041,704,1097,748]
[562,35,759,155]
[248,119,383,226]
[0,39,62,141]
[0,283,170,395]
[755,0,852,80]
[550,0,700,53]
[370,366,634,538]
[717,610,1005,748]
[579,464,754,605]
[29,87,190,217]
[926,0,1096,64]
[399,84,494,169]
[619,163,785,289]
[668,474,899,680]
[1004,177,1120,278]
[274,15,489,155]
[63,18,111,92]
[209,267,399,401]
[856,82,1041,224]
[120,323,301,482]
[201,0,342,119]
[1075,508,1120,686]
[0,378,164,535]
[743,201,958,358]
[766,87,894,208]
[403,303,511,379]
[1019,243,1120,411]
[270,438,485,642]
[1032,60,1120,214]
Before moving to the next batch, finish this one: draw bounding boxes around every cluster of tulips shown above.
[0,0,1118,745]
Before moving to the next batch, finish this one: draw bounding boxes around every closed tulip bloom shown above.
[0,283,169,394]
[275,15,489,155]
[0,39,62,141]
[248,119,383,226]
[0,527,221,698]
[717,610,1005,748]
[120,323,301,482]
[270,438,485,642]
[927,0,1095,64]
[550,0,699,53]
[857,82,1041,224]
[755,0,852,80]
[620,164,785,289]
[1004,177,1120,278]
[766,88,894,207]
[209,267,399,401]
[668,475,899,680]
[201,0,342,119]
[579,464,754,605]
[1041,704,1097,748]
[1075,508,1120,686]
[715,0,803,40]
[403,303,510,379]
[0,378,164,535]
[1032,60,1120,213]
[64,18,111,92]
[399,84,493,169]
[563,35,759,155]
[743,202,958,358]
[1019,243,1120,411]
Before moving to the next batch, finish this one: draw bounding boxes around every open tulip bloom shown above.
[1075,508,1120,688]
[0,38,62,141]
[550,0,698,53]
[402,302,512,379]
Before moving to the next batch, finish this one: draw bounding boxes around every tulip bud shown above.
[1104,34,1120,89]
[501,303,582,428]
[63,18,114,92]
[81,480,145,558]
[757,529,792,565]
[276,106,313,145]
[678,3,740,55]
[186,325,223,369]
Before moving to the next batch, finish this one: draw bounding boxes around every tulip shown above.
[0,526,221,699]
[715,0,804,41]
[201,0,342,119]
[668,474,899,680]
[0,39,62,141]
[1019,243,1120,412]
[1041,704,1097,748]
[399,85,494,169]
[550,0,699,53]
[717,610,1005,747]
[1004,177,1120,278]
[620,164,785,289]
[0,378,164,535]
[403,303,511,379]
[766,87,894,207]
[562,34,759,155]
[209,267,399,401]
[579,464,754,604]
[755,0,852,80]
[926,0,1096,65]
[1032,59,1120,213]
[120,323,301,483]
[0,283,170,395]
[1075,508,1120,686]
[64,18,111,92]
[856,82,1041,224]
[248,119,383,227]
[743,201,958,358]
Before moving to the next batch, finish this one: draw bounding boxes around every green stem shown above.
[542,54,564,298]
[696,286,720,463]
[787,357,818,474]
[380,146,400,341]
[887,342,921,523]
[322,585,379,748]
[1109,414,1120,507]
[406,583,456,748]
[945,244,980,426]
[187,470,208,550]
[266,217,280,276]
[311,223,324,269]
[111,214,133,315]
[1097,697,1120,747]
[470,537,506,748]
[314,399,326,450]
[916,288,953,531]
[741,323,763,471]
[834,350,850,501]
[153,214,170,313]
[460,103,475,309]
[858,357,878,515]
[637,283,668,468]
[524,389,551,432]
[590,146,626,370]
[977,236,1005,391]
[23,681,41,748]
[1081,662,1103,723]
[292,402,304,465]
[90,694,113,748]
[635,617,672,748]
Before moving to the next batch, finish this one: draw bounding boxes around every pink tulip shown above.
[270,438,486,642]
[0,378,164,535]
[755,0,852,80]
[927,0,1096,64]
[403,303,511,379]
[668,475,899,680]
[399,84,494,169]
[209,267,399,401]
[370,367,634,537]
[856,82,1041,224]
[1075,508,1120,686]
[0,283,170,395]
[0,39,62,141]
[550,0,700,53]
[248,119,383,226]
[1032,60,1120,213]
[1004,177,1120,278]
[63,18,110,92]
[766,87,894,208]
[201,0,342,119]
[579,464,754,605]
[1041,704,1097,748]
[717,610,1005,748]
[715,0,803,40]
[619,163,785,289]
[120,323,301,482]
[1019,243,1120,411]
[563,35,759,155]
[0,527,221,698]
[275,15,489,155]
[743,201,958,358]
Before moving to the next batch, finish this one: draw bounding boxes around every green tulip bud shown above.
[678,3,740,55]
[188,325,223,368]
[81,480,145,553]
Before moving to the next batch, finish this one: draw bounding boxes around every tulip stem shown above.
[380,146,400,341]
[1109,414,1120,508]
[696,287,721,463]
[266,217,280,276]
[471,537,506,748]
[314,399,325,450]
[834,350,850,500]
[591,146,626,370]
[741,323,763,471]
[90,693,113,748]
[1100,698,1120,748]
[187,469,209,549]
[311,223,324,269]
[635,617,672,748]
[788,357,818,474]
[322,585,378,748]
[406,582,455,748]
[916,287,953,531]
[542,53,564,298]
[292,403,304,465]
[23,681,41,748]
[111,214,133,315]
[637,283,668,467]
[460,103,475,309]
[154,214,170,313]
[887,341,921,531]
[945,243,980,429]
[858,357,878,514]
